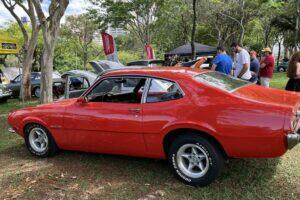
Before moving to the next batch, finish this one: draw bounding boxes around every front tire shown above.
[25,124,58,157]
[33,87,40,98]
[168,134,224,187]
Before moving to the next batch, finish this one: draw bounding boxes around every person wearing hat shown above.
[259,47,274,87]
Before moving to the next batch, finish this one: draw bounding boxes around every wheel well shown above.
[23,123,36,136]
[163,128,227,158]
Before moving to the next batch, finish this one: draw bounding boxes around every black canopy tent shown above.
[165,42,217,58]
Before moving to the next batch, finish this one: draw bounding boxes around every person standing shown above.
[230,42,251,80]
[285,51,300,92]
[249,50,260,83]
[259,47,275,87]
[211,46,233,75]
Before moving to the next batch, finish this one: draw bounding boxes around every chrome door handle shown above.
[128,108,141,114]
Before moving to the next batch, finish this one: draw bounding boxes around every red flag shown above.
[101,32,119,63]
[101,32,115,55]
[145,44,155,60]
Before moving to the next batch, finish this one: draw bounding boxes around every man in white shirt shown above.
[230,42,251,80]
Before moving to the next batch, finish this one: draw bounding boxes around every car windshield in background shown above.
[194,72,250,92]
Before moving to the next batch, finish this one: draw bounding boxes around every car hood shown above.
[233,84,300,109]
[35,98,77,109]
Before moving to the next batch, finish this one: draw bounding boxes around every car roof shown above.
[102,67,207,80]
[61,70,97,84]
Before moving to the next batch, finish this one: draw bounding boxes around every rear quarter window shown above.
[194,72,250,92]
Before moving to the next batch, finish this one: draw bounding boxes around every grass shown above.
[0,72,299,199]
[270,73,289,89]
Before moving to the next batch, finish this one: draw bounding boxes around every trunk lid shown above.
[233,84,300,109]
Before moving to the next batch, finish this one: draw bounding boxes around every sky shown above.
[0,0,92,26]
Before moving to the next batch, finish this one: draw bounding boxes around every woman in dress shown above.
[285,51,300,92]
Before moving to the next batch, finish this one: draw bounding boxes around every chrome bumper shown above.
[287,133,300,149]
[8,127,16,133]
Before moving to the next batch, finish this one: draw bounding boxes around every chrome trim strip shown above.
[287,133,300,149]
[141,78,151,104]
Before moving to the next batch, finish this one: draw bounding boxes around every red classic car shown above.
[7,68,300,186]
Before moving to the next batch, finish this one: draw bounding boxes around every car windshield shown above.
[194,72,250,92]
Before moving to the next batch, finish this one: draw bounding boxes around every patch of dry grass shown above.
[0,77,299,199]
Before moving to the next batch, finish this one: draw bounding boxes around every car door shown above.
[8,75,21,97]
[141,78,185,156]
[63,76,147,156]
[65,75,90,99]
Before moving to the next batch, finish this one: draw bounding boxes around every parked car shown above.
[127,59,164,67]
[61,70,97,99]
[6,72,62,98]
[0,84,12,103]
[62,60,139,99]
[276,60,289,72]
[89,60,126,74]
[7,68,300,186]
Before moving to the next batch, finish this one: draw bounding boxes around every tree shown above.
[63,14,100,70]
[90,0,163,46]
[295,0,300,50]
[209,0,267,46]
[191,0,197,59]
[1,0,40,100]
[31,0,69,103]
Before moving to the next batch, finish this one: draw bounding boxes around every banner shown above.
[145,44,155,60]
[101,32,119,63]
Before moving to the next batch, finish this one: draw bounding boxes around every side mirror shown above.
[76,96,88,103]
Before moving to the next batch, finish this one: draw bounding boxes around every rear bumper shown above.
[287,133,300,149]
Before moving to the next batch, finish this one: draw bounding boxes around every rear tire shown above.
[168,133,224,187]
[24,124,58,157]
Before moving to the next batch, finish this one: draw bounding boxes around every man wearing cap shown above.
[260,47,274,87]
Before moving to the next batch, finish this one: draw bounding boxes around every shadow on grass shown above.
[2,143,280,185]
[2,143,298,199]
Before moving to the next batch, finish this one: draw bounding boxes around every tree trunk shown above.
[32,0,69,103]
[295,0,300,51]
[191,0,197,59]
[21,29,39,100]
[83,45,88,70]
[239,25,245,46]
[40,31,56,103]
[277,40,281,67]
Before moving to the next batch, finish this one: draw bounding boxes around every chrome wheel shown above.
[28,127,48,153]
[279,67,284,72]
[34,87,40,98]
[176,144,209,178]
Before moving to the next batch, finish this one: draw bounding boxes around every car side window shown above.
[69,77,89,91]
[87,77,146,103]
[14,75,21,82]
[146,78,183,103]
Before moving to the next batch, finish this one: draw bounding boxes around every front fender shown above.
[20,117,48,137]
